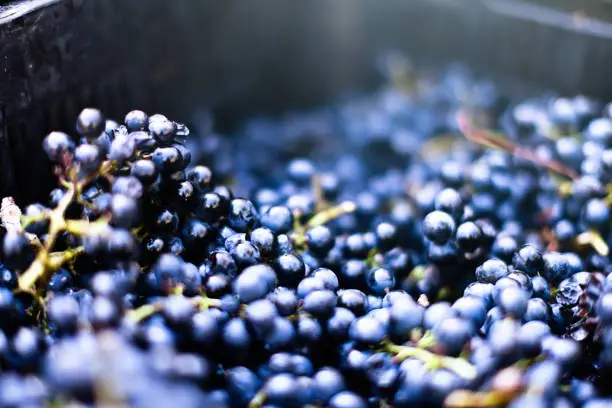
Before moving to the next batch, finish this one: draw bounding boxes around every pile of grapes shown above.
[2,64,612,407]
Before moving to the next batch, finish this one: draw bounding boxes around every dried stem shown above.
[456,110,579,180]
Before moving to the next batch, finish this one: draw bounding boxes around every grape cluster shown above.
[1,63,612,407]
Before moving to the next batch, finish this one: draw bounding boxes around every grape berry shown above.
[0,66,612,407]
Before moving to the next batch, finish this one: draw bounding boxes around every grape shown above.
[2,65,612,407]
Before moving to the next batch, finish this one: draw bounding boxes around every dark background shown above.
[1,0,612,204]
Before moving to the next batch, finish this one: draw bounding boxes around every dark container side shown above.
[2,0,612,203]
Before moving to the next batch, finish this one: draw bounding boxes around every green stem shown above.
[128,295,224,323]
[385,342,477,380]
[306,201,356,228]
[365,248,381,269]
[47,246,85,270]
[290,209,307,250]
[290,201,358,253]
[196,296,221,311]
[18,160,117,293]
[127,303,161,322]
[65,217,110,236]
[248,390,267,408]
[416,331,436,349]
[576,229,609,256]
[18,184,74,291]
[409,265,426,280]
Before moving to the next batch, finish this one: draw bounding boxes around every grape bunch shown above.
[1,64,612,408]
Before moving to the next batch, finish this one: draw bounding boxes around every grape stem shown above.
[247,390,267,408]
[456,109,579,180]
[127,303,161,322]
[306,201,356,228]
[576,229,609,256]
[18,185,75,291]
[291,201,357,250]
[17,160,116,293]
[444,389,510,408]
[127,294,223,322]
[444,359,539,407]
[384,341,477,380]
[416,330,436,349]
[310,174,326,213]
[365,248,382,269]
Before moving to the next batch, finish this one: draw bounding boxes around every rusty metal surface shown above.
[1,0,612,202]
